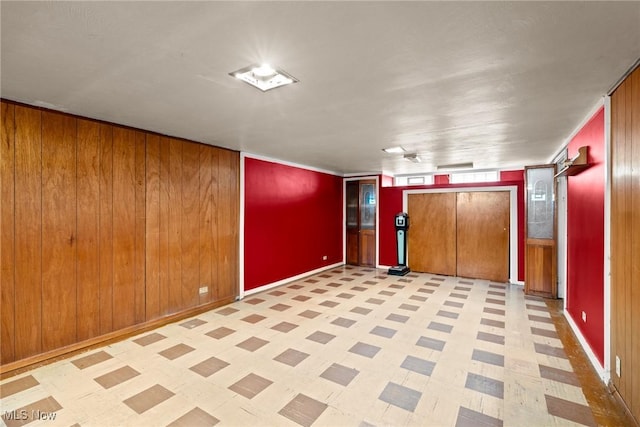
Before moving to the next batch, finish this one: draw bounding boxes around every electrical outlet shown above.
[322,255,328,260]
[581,311,587,322]
[199,286,208,295]
[616,356,621,377]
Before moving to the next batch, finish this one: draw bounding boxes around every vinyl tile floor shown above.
[0,266,622,426]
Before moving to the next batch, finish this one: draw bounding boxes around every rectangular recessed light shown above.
[382,146,405,154]
[230,64,298,92]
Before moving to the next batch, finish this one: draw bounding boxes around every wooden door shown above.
[524,165,557,297]
[407,193,456,275]
[345,180,376,267]
[346,181,359,265]
[456,192,510,282]
[359,181,376,267]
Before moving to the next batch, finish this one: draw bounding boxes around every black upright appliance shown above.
[388,212,410,276]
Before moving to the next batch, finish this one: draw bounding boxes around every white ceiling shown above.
[2,1,639,176]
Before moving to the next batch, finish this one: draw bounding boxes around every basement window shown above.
[449,171,499,184]
[394,175,434,186]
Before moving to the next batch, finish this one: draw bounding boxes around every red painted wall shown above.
[434,174,450,185]
[566,107,605,365]
[381,174,394,187]
[244,158,343,291]
[379,171,525,282]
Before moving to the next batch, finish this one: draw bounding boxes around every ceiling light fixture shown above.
[229,63,298,92]
[404,153,422,163]
[436,162,474,170]
[382,146,405,154]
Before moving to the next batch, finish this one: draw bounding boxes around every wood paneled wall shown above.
[610,65,640,423]
[0,100,239,367]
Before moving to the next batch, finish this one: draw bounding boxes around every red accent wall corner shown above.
[244,157,344,291]
[565,107,605,365]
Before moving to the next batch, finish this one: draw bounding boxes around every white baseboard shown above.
[563,310,608,382]
[376,266,525,286]
[241,262,344,297]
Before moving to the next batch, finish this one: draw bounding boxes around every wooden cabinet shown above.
[524,164,557,298]
[346,180,376,267]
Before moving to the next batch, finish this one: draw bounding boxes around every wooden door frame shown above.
[343,176,379,267]
[402,186,520,284]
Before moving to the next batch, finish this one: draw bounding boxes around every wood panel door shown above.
[346,181,360,265]
[524,165,557,298]
[407,193,456,275]
[345,180,376,267]
[456,191,510,282]
[358,181,376,267]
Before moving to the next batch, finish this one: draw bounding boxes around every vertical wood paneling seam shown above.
[12,107,17,361]
[111,131,115,331]
[199,147,202,301]
[160,139,164,315]
[74,119,79,343]
[98,126,102,333]
[39,110,44,352]
[143,135,147,321]
[180,141,184,308]
[158,138,171,315]
[196,146,200,302]
[2,103,17,360]
[144,136,147,320]
[108,126,114,332]
[12,109,16,360]
[6,103,17,361]
[165,139,169,312]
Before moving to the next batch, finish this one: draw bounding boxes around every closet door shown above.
[407,190,510,282]
[407,193,456,275]
[456,191,510,282]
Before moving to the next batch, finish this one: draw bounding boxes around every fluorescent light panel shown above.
[230,64,298,92]
[382,146,405,154]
